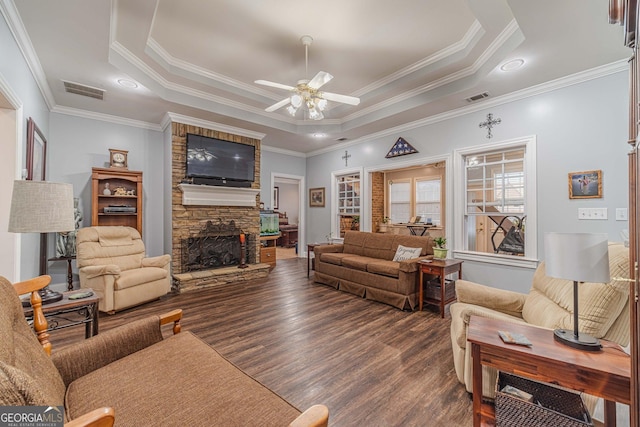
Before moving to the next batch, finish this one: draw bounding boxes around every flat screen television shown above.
[186,134,255,183]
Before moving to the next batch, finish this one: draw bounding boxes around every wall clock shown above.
[109,149,128,169]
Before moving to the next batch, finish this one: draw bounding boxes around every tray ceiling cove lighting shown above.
[255,36,360,120]
[544,232,610,351]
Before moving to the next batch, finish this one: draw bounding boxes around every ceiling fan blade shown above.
[321,91,361,106]
[308,71,333,90]
[265,98,291,112]
[254,80,295,91]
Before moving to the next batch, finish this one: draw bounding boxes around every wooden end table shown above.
[307,243,330,277]
[23,289,99,339]
[467,316,630,427]
[418,259,463,317]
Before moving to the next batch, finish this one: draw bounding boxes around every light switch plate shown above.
[616,208,628,221]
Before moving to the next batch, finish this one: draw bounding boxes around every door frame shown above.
[271,172,305,257]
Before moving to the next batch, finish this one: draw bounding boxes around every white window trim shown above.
[331,166,364,243]
[453,135,539,269]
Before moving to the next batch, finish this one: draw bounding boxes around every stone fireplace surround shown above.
[171,122,269,292]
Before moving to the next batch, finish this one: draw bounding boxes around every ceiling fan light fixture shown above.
[286,105,298,116]
[307,108,323,120]
[290,94,303,108]
[316,98,327,111]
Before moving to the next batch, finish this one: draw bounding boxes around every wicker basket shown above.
[425,279,456,301]
[495,372,593,427]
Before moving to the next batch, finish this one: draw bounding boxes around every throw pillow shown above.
[392,245,422,262]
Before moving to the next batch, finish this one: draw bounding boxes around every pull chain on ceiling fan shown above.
[255,35,360,120]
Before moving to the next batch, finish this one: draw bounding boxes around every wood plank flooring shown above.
[50,258,473,426]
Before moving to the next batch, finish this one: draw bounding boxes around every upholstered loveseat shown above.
[77,226,171,314]
[449,242,630,401]
[0,275,329,427]
[313,231,434,310]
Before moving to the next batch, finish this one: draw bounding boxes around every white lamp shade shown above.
[8,180,75,233]
[544,232,610,283]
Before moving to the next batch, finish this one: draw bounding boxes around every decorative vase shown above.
[433,247,448,259]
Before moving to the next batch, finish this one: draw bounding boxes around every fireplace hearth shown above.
[182,220,253,272]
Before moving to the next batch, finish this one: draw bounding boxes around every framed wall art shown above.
[309,187,325,207]
[568,170,602,199]
[26,117,47,181]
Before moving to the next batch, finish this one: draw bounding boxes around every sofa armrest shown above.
[288,404,329,427]
[51,312,182,386]
[79,265,121,280]
[456,280,526,317]
[141,254,171,269]
[65,407,114,427]
[398,256,434,273]
[313,244,343,255]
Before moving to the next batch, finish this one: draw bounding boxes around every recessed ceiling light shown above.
[312,133,326,138]
[500,59,525,72]
[117,79,138,88]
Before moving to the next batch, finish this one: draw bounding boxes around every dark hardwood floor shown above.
[50,258,473,426]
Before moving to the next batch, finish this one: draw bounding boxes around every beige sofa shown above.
[77,226,171,313]
[314,231,434,310]
[449,242,630,400]
[1,275,329,427]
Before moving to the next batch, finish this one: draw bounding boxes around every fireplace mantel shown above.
[178,183,259,207]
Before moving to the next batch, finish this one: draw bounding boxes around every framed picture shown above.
[309,187,325,207]
[273,186,279,210]
[26,117,47,181]
[568,170,602,199]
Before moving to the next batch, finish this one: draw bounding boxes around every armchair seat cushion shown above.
[65,332,301,426]
[115,267,168,291]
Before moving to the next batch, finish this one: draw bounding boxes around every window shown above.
[337,173,360,236]
[389,180,410,223]
[415,178,441,225]
[454,136,537,268]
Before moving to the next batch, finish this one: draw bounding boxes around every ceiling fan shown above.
[255,35,360,120]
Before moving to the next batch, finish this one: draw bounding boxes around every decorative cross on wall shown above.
[479,113,501,139]
[342,150,351,167]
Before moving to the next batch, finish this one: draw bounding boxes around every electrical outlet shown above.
[578,208,589,219]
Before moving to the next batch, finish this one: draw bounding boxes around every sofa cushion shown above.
[392,245,422,262]
[0,278,66,407]
[341,255,372,271]
[522,243,629,337]
[320,252,355,266]
[366,260,400,278]
[361,233,396,260]
[115,267,168,291]
[342,231,367,256]
[65,332,301,425]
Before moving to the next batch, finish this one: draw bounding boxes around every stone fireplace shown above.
[170,122,269,292]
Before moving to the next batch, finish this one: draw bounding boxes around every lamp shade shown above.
[544,232,610,283]
[8,180,75,233]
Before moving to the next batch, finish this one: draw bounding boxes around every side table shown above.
[467,316,630,427]
[48,255,76,291]
[418,258,463,317]
[23,289,99,339]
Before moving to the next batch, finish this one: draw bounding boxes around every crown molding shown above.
[261,144,306,158]
[307,60,628,157]
[1,0,55,110]
[52,105,163,130]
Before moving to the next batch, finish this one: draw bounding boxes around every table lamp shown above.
[8,180,75,304]
[544,232,610,351]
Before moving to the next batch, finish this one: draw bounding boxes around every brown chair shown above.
[76,226,171,313]
[1,275,329,427]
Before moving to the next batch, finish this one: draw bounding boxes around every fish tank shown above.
[260,212,279,236]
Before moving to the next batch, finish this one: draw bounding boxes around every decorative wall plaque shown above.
[385,137,418,158]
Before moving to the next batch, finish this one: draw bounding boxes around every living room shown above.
[1,1,639,426]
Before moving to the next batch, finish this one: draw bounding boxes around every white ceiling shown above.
[6,0,632,154]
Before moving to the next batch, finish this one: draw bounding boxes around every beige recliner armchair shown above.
[77,226,171,313]
[450,242,630,400]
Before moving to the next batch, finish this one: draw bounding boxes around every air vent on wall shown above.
[62,80,105,100]
[465,92,490,103]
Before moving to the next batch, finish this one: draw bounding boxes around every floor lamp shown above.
[8,180,75,304]
[544,232,610,351]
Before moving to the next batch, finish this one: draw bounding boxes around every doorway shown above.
[0,77,23,281]
[271,173,305,260]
